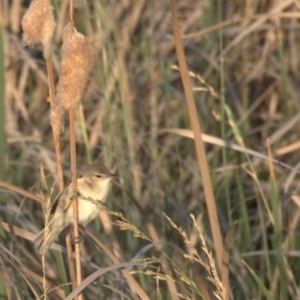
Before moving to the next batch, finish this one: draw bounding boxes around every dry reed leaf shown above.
[171,0,223,271]
[177,293,193,300]
[65,262,145,300]
[56,22,96,111]
[221,225,235,300]
[0,180,45,204]
[159,128,300,174]
[22,0,56,59]
[223,0,294,54]
[1,222,37,242]
[85,228,149,300]
[276,141,300,156]
[0,245,41,299]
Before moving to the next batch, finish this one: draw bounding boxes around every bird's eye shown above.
[95,174,102,178]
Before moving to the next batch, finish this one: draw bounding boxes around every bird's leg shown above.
[63,191,81,213]
[71,235,81,244]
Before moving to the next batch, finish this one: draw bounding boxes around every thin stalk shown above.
[69,0,74,22]
[69,110,82,299]
[67,1,81,298]
[0,11,5,181]
[171,0,223,271]
[46,57,77,292]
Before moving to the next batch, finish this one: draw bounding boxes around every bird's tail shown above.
[33,219,63,255]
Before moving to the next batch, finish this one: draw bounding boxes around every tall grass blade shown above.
[0,15,5,180]
[171,0,223,272]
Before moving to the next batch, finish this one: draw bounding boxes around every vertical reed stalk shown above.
[68,1,82,298]
[47,57,77,291]
[0,6,5,181]
[70,109,81,296]
[171,0,223,272]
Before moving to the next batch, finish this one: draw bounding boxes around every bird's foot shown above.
[63,191,81,213]
[71,235,81,244]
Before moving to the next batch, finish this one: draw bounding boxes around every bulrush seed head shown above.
[22,0,56,60]
[56,22,96,111]
[50,104,65,135]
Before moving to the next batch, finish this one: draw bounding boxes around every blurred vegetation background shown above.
[2,0,300,299]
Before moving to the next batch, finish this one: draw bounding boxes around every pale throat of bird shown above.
[78,178,111,202]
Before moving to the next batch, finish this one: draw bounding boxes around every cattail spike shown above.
[22,0,56,59]
[56,22,96,111]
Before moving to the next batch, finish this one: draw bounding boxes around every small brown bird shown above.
[34,162,117,255]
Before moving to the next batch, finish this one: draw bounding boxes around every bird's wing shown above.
[50,174,84,215]
[50,185,69,215]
